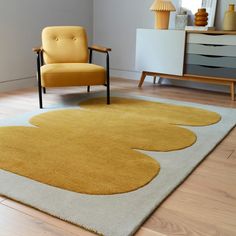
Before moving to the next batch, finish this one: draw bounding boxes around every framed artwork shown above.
[180,0,218,27]
[201,0,218,27]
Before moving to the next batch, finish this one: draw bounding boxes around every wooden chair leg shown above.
[43,87,46,94]
[87,86,90,93]
[230,82,235,101]
[138,72,147,88]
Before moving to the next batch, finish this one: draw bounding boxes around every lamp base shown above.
[155,11,170,29]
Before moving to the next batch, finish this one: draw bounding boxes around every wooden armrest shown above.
[88,45,111,53]
[32,47,43,53]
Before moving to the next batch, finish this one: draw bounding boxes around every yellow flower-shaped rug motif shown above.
[0,97,221,195]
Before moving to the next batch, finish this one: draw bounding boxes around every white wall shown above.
[1,0,234,93]
[93,0,161,75]
[0,0,93,92]
[93,0,235,92]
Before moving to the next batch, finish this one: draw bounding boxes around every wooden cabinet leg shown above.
[230,82,235,101]
[158,77,163,85]
[153,76,157,84]
[138,72,147,88]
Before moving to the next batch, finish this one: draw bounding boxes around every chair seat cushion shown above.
[41,63,106,87]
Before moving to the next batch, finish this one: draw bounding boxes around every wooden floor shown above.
[0,78,236,236]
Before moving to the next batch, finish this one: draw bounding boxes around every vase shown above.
[175,14,188,30]
[194,8,208,26]
[223,4,236,31]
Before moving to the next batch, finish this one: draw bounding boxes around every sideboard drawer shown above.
[187,33,236,46]
[185,64,236,79]
[186,43,236,57]
[185,54,236,69]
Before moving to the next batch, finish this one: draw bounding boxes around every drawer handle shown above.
[200,54,224,58]
[201,44,225,47]
[204,33,225,36]
[200,65,222,69]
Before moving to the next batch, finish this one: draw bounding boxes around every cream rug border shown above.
[0,92,236,236]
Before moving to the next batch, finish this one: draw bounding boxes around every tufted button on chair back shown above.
[42,26,88,64]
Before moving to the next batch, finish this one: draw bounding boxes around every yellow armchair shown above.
[33,26,111,109]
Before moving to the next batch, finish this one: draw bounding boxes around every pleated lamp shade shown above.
[150,0,176,11]
[150,0,176,29]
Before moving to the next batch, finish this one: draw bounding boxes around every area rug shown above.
[0,93,235,236]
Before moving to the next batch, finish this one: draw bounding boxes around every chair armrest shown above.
[88,45,111,53]
[32,47,43,53]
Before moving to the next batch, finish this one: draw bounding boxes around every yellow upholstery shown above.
[42,26,88,64]
[33,26,110,108]
[39,26,107,89]
[41,63,105,87]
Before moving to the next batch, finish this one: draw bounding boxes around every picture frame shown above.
[201,0,218,27]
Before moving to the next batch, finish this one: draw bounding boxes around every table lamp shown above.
[150,0,176,29]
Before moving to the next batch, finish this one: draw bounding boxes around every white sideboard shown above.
[136,29,236,100]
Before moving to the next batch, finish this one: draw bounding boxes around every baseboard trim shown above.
[0,76,36,93]
[111,69,154,83]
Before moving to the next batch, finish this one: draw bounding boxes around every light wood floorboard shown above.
[0,204,86,236]
[0,196,6,203]
[0,78,235,236]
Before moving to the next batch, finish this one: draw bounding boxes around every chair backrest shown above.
[42,26,88,64]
